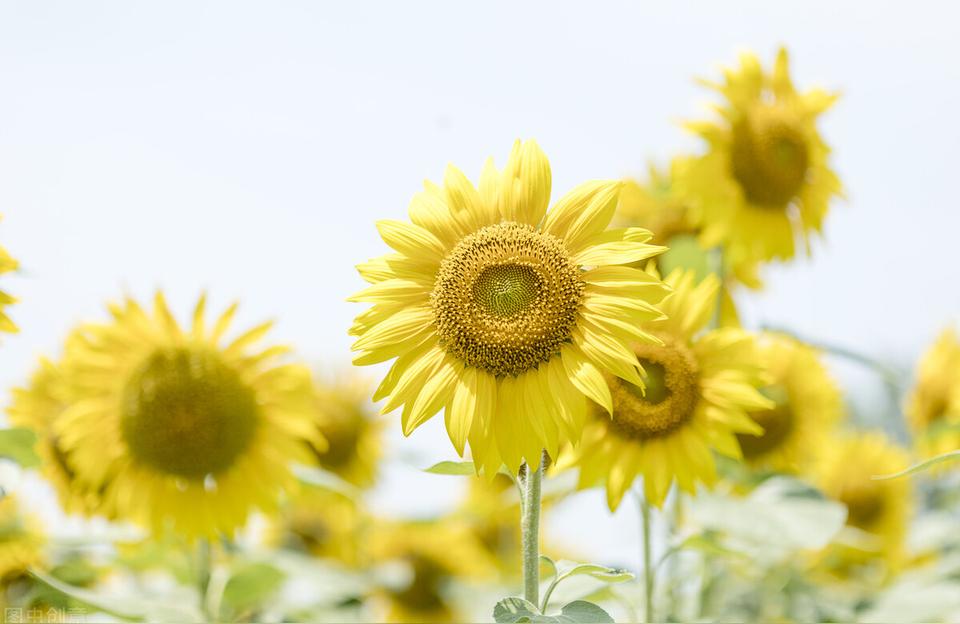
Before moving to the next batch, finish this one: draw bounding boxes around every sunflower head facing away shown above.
[813,432,912,574]
[0,495,44,585]
[0,215,18,335]
[905,327,960,462]
[350,140,671,475]
[738,332,844,473]
[6,354,106,516]
[54,293,323,539]
[678,47,842,265]
[560,269,772,509]
[309,376,384,489]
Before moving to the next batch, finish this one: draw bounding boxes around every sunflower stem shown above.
[520,453,544,607]
[641,495,655,623]
[196,538,212,622]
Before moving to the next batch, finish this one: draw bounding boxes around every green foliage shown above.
[219,562,286,620]
[0,427,41,468]
[659,234,712,281]
[872,450,960,480]
[424,460,478,475]
[493,596,614,623]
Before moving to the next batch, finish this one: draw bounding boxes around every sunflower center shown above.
[120,347,260,479]
[433,222,584,377]
[730,105,809,207]
[607,338,700,440]
[314,420,361,470]
[394,555,447,611]
[737,385,794,458]
[840,482,886,529]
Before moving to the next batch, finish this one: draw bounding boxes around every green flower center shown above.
[472,264,543,318]
[730,105,810,207]
[120,347,260,479]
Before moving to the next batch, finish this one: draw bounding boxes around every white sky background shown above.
[2,1,959,568]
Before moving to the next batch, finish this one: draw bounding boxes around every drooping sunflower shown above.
[55,293,323,539]
[738,332,844,473]
[905,327,960,461]
[309,375,384,489]
[368,518,497,624]
[0,215,18,334]
[7,353,105,516]
[350,140,670,475]
[561,269,772,509]
[0,495,44,584]
[813,432,912,573]
[678,47,842,264]
[270,486,369,568]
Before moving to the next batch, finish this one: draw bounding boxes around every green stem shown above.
[196,539,212,622]
[641,496,654,623]
[521,454,544,607]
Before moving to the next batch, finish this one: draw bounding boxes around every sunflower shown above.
[350,140,670,475]
[905,327,960,461]
[0,216,17,334]
[54,292,323,539]
[813,432,912,573]
[0,496,44,584]
[738,332,844,473]
[369,518,497,623]
[561,269,772,509]
[309,376,384,489]
[678,47,842,264]
[270,486,368,568]
[7,353,105,516]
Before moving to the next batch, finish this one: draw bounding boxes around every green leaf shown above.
[220,562,286,617]
[554,600,615,624]
[494,597,542,623]
[554,560,633,583]
[0,427,41,468]
[30,569,203,622]
[872,450,960,480]
[292,464,361,498]
[540,555,558,582]
[423,460,478,476]
[659,234,711,281]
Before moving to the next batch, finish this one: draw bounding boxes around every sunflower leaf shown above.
[292,464,361,498]
[0,427,41,468]
[423,460,477,476]
[554,560,633,583]
[493,596,542,623]
[220,562,286,619]
[554,600,615,623]
[872,450,960,480]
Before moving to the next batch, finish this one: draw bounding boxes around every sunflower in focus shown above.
[738,332,844,473]
[350,140,670,475]
[7,354,105,516]
[369,519,497,623]
[813,432,912,573]
[678,47,842,265]
[309,376,384,489]
[270,486,368,568]
[0,496,44,584]
[54,293,323,539]
[562,269,772,509]
[905,327,960,461]
[0,216,17,334]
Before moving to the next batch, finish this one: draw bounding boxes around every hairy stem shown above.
[521,454,544,606]
[641,496,655,623]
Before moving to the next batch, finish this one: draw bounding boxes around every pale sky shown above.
[2,0,959,566]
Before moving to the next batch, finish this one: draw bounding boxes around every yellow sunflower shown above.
[0,496,44,584]
[813,432,912,573]
[350,140,670,476]
[369,518,497,624]
[738,332,844,472]
[561,269,772,509]
[55,292,323,539]
[0,215,18,334]
[905,327,960,461]
[678,47,842,264]
[309,376,384,489]
[270,486,368,568]
[7,353,105,516]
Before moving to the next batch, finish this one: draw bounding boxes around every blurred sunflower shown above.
[350,140,670,475]
[55,293,323,539]
[7,354,105,515]
[814,432,912,573]
[561,269,772,509]
[0,216,17,334]
[309,376,384,489]
[738,333,844,472]
[369,518,497,623]
[679,47,842,264]
[455,474,522,580]
[270,486,368,568]
[0,496,44,584]
[905,327,960,461]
